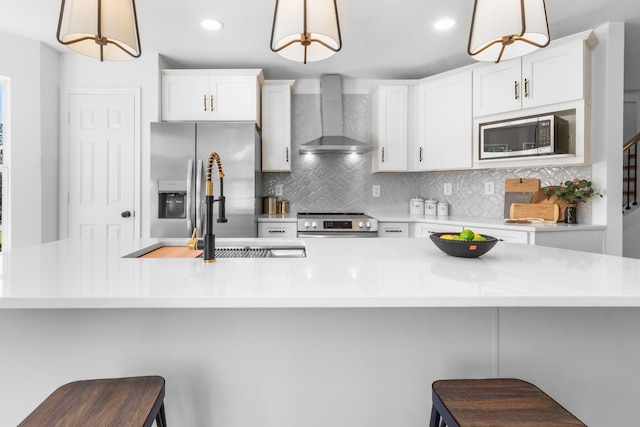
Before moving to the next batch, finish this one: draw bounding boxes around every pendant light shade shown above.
[57,0,141,61]
[468,0,550,63]
[270,0,342,64]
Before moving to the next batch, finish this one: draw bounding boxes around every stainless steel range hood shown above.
[299,75,372,154]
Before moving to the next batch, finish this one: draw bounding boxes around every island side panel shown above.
[0,308,495,427]
[498,307,640,426]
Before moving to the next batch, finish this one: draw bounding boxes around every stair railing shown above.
[623,131,640,211]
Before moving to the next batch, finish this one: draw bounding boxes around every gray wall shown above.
[263,94,592,220]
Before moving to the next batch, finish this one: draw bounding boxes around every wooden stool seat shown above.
[429,378,585,427]
[19,376,167,427]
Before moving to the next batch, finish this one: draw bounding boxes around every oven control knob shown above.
[365,221,371,228]
[358,221,364,228]
[304,221,310,228]
[311,221,318,229]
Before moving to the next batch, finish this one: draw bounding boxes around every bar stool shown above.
[18,376,167,427]
[429,378,585,427]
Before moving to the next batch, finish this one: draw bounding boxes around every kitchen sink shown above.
[123,241,306,259]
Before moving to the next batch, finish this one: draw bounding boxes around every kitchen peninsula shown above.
[2,237,640,426]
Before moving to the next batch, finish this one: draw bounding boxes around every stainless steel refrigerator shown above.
[150,122,261,238]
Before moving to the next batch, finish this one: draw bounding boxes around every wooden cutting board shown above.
[509,203,560,222]
[530,187,569,221]
[504,178,540,218]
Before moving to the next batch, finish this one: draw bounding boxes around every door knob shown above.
[121,211,132,218]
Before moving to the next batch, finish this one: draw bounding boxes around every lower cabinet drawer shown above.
[471,226,529,244]
[411,222,529,244]
[378,222,409,238]
[412,223,463,238]
[258,223,297,238]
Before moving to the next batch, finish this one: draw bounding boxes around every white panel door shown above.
[68,94,135,238]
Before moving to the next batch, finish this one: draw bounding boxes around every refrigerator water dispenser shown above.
[158,180,187,219]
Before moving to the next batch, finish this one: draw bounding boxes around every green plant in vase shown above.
[541,179,601,224]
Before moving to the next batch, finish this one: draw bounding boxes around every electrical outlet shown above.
[372,185,381,197]
[484,181,494,195]
[275,184,283,197]
[444,183,452,196]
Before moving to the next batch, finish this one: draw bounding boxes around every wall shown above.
[0,32,58,249]
[590,23,625,255]
[263,93,593,221]
[2,307,640,426]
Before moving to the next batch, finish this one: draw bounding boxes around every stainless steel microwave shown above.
[479,115,570,160]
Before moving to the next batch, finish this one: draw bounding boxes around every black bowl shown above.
[429,232,498,258]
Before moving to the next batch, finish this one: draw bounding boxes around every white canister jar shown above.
[437,201,449,217]
[409,198,425,215]
[424,199,438,216]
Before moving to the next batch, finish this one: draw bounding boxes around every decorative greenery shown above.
[542,178,600,204]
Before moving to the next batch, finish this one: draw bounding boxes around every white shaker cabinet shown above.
[262,80,295,172]
[411,70,472,171]
[372,85,408,172]
[473,31,593,117]
[161,69,263,123]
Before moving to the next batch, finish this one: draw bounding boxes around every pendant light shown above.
[270,0,342,64]
[468,0,550,63]
[57,0,142,61]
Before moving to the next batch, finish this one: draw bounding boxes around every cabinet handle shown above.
[524,78,529,98]
[514,81,519,100]
[285,147,289,162]
[203,94,207,111]
[210,95,214,111]
[269,230,286,233]
[385,229,403,233]
[381,147,385,162]
[419,147,423,162]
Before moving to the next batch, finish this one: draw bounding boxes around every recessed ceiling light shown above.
[201,19,224,31]
[434,18,457,31]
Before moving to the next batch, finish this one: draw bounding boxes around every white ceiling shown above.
[1,0,640,80]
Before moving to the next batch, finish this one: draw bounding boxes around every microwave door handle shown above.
[186,159,194,234]
[196,159,203,236]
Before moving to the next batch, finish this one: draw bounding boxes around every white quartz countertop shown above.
[371,213,606,232]
[1,237,639,309]
[258,213,606,232]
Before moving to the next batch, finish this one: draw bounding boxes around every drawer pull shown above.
[269,230,286,233]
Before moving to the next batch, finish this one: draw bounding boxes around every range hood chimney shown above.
[299,75,372,154]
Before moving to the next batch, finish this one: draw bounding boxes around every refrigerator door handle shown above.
[186,159,194,233]
[196,159,203,235]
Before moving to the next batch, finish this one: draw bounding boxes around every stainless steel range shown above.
[297,212,379,238]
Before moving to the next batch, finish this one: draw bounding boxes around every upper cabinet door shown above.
[261,81,294,172]
[417,70,472,171]
[521,43,584,109]
[208,76,260,122]
[162,74,210,121]
[371,85,408,172]
[472,59,522,117]
[161,69,263,122]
